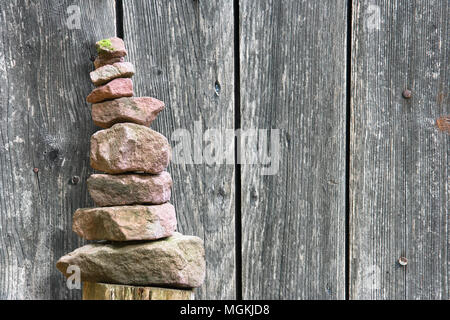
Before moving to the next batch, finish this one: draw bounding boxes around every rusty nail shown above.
[436,115,450,134]
[398,257,408,266]
[402,89,412,99]
[33,168,39,173]
[71,176,80,185]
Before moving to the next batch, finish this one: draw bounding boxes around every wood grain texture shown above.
[122,0,235,300]
[1,0,448,301]
[82,282,194,300]
[0,0,115,299]
[239,0,347,299]
[350,0,449,299]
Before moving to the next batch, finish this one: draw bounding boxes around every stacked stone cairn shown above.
[56,38,205,300]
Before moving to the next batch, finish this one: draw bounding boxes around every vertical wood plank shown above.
[350,0,449,299]
[240,0,348,299]
[0,0,116,299]
[122,0,235,299]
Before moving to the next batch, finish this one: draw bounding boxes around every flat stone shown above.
[92,97,165,128]
[95,37,127,58]
[87,171,172,206]
[72,203,177,241]
[90,123,171,174]
[56,233,206,288]
[94,56,125,69]
[86,78,133,103]
[90,62,135,86]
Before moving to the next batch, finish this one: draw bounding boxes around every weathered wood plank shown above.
[350,0,449,299]
[82,282,194,300]
[239,0,347,299]
[122,0,235,299]
[0,0,115,299]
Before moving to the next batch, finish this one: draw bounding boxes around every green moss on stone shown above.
[96,39,114,53]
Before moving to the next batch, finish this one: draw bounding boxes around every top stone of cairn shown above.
[95,37,127,58]
[94,37,127,69]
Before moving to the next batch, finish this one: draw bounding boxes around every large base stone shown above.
[56,233,205,288]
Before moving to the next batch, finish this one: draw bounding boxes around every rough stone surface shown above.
[90,123,171,174]
[72,203,177,241]
[56,233,206,288]
[92,97,165,128]
[90,62,135,86]
[94,56,125,69]
[87,171,172,206]
[95,37,127,58]
[87,78,133,103]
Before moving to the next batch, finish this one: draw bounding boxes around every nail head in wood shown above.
[402,89,412,99]
[398,257,408,266]
[71,176,80,185]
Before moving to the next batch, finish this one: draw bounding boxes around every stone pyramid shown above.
[56,37,206,294]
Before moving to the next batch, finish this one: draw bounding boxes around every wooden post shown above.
[82,282,194,300]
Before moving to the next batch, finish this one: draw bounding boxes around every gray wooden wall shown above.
[0,0,448,300]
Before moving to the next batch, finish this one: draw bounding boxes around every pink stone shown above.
[94,56,125,69]
[72,203,177,241]
[87,171,172,206]
[92,97,165,128]
[90,123,171,174]
[90,62,135,86]
[86,78,133,103]
[95,37,127,58]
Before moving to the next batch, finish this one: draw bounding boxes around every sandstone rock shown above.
[90,62,135,86]
[94,56,125,69]
[95,37,127,58]
[86,78,133,103]
[90,123,171,174]
[92,97,165,128]
[56,233,206,288]
[87,172,172,206]
[72,203,177,241]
